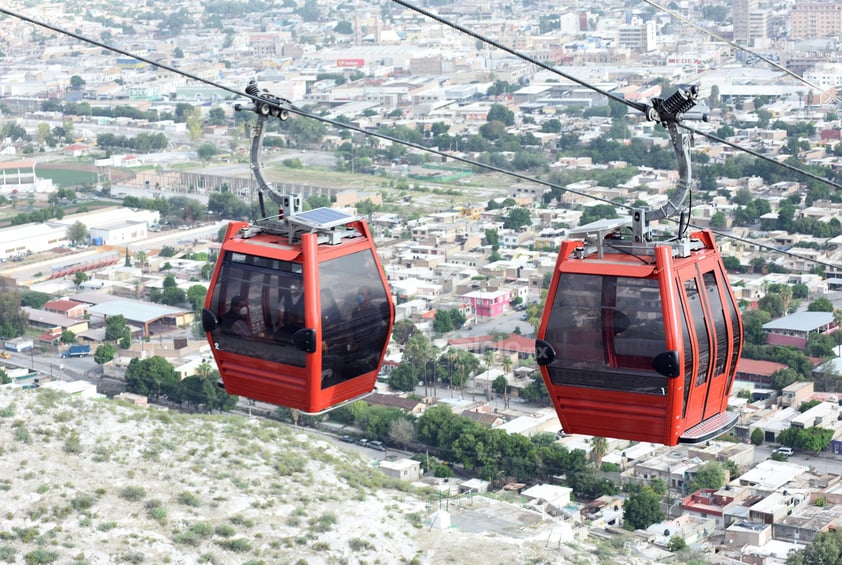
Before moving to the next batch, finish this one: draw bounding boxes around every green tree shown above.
[186,108,204,142]
[786,526,842,565]
[486,103,515,126]
[590,436,608,468]
[0,290,28,338]
[174,372,236,411]
[67,221,88,245]
[60,329,76,344]
[287,117,327,147]
[433,309,454,333]
[105,314,131,347]
[197,143,219,160]
[791,283,810,299]
[388,363,417,392]
[438,348,479,389]
[751,427,764,445]
[807,297,834,312]
[667,536,687,552]
[160,286,186,306]
[503,207,532,230]
[709,211,727,228]
[579,204,618,225]
[771,368,804,391]
[758,293,785,318]
[73,272,89,287]
[94,343,116,366]
[392,319,418,345]
[478,120,507,141]
[20,290,51,309]
[187,285,208,312]
[688,461,726,492]
[125,356,180,399]
[492,374,507,395]
[624,487,664,530]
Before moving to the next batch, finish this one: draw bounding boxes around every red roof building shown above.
[43,299,89,319]
[735,358,787,387]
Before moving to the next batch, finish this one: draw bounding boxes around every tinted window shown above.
[703,271,729,377]
[684,277,710,387]
[543,274,668,395]
[319,250,392,388]
[209,252,306,367]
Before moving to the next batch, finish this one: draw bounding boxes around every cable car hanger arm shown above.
[234,80,296,208]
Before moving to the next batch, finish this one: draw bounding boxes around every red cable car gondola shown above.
[202,83,394,414]
[536,87,743,445]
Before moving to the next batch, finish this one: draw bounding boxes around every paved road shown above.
[453,308,535,339]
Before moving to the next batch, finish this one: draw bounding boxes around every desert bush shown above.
[23,549,58,564]
[177,491,201,507]
[71,494,96,511]
[216,538,251,552]
[214,524,235,538]
[118,486,146,501]
[349,537,374,551]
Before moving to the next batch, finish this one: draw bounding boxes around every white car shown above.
[774,447,793,456]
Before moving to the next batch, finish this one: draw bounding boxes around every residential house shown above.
[773,503,842,545]
[521,484,572,517]
[725,520,772,547]
[734,460,810,495]
[379,458,422,482]
[582,495,624,527]
[643,514,716,547]
[462,288,513,317]
[681,486,752,530]
[460,407,504,428]
[745,489,810,526]
[366,393,426,416]
[781,381,815,409]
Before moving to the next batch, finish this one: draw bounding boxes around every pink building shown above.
[462,289,512,317]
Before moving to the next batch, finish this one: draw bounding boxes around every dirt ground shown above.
[0,385,608,564]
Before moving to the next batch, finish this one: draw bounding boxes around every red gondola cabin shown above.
[203,216,394,414]
[536,228,743,445]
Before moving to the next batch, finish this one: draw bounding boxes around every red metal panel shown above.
[655,244,685,444]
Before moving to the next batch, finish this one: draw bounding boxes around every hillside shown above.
[0,385,607,564]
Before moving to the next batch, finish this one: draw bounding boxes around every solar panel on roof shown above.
[293,207,356,229]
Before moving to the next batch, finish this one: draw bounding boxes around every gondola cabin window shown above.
[208,251,306,368]
[542,273,670,396]
[319,249,391,389]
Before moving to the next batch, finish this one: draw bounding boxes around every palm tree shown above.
[591,436,608,468]
[501,355,513,409]
[483,349,495,401]
[136,250,147,273]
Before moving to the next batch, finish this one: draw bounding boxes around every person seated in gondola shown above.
[221,295,251,336]
[274,283,305,342]
[344,286,387,375]
[320,287,345,386]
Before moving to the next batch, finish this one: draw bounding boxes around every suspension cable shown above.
[0,5,838,272]
[641,0,842,106]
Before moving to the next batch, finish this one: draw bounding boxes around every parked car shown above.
[338,435,355,444]
[0,351,10,359]
[774,447,793,456]
[369,440,385,451]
